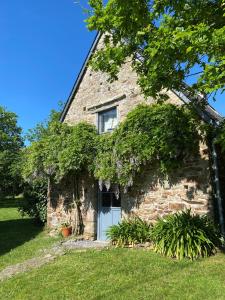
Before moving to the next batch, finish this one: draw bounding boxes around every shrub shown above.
[151,210,221,260]
[18,179,47,224]
[106,216,152,247]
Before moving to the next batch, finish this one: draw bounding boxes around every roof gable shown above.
[60,33,223,125]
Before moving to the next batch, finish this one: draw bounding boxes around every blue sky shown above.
[0,0,95,136]
[0,0,224,139]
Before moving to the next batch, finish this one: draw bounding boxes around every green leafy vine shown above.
[23,103,203,191]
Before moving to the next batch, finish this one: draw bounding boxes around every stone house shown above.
[47,33,225,240]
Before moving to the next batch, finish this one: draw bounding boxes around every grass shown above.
[0,196,60,271]
[1,196,225,299]
[1,249,225,299]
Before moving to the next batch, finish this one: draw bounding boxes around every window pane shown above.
[98,108,117,133]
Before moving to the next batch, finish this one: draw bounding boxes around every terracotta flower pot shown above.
[61,226,72,237]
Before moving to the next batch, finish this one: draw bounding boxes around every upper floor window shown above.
[98,107,117,134]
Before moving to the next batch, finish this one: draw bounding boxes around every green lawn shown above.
[0,196,60,271]
[1,249,225,299]
[1,197,225,300]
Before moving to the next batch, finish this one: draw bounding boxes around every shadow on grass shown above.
[0,197,21,208]
[0,218,43,257]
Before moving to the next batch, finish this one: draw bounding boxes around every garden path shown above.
[0,240,109,281]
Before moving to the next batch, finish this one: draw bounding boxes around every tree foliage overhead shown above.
[87,0,225,100]
[0,106,23,194]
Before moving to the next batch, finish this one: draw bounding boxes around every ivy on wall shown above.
[58,122,98,180]
[95,103,202,189]
[23,103,203,191]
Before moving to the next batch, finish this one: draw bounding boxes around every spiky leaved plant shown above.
[106,216,152,247]
[151,210,221,260]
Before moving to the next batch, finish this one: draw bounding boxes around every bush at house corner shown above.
[151,210,222,260]
[18,179,47,224]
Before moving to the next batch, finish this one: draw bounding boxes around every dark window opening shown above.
[100,186,121,208]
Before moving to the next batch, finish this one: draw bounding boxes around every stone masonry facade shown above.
[48,174,97,239]
[47,36,214,239]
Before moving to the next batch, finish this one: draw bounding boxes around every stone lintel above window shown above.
[87,94,126,114]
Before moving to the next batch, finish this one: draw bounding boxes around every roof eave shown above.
[172,86,224,125]
[60,32,101,123]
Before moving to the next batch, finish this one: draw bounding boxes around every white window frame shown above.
[98,107,118,134]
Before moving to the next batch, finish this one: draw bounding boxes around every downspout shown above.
[211,137,225,236]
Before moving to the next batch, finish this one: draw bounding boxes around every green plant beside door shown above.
[106,210,222,260]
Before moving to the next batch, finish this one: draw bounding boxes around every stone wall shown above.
[122,143,213,222]
[64,36,183,127]
[47,35,215,238]
[47,174,98,239]
[47,142,213,238]
[64,62,182,127]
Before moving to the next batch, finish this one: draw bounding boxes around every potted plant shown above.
[60,222,72,237]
